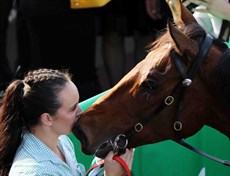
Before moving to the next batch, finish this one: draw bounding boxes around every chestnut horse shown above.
[73,0,230,166]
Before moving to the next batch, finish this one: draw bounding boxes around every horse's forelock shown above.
[149,22,208,64]
[149,30,171,51]
[147,31,173,64]
[149,23,205,57]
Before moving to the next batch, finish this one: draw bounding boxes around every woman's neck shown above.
[30,126,66,162]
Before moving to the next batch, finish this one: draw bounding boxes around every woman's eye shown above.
[71,104,77,111]
[141,79,159,90]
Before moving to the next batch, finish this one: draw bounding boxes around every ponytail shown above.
[0,80,25,175]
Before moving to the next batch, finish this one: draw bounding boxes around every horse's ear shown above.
[168,20,199,59]
[166,0,197,28]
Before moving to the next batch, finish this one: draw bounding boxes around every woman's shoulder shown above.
[9,161,60,176]
[9,150,76,176]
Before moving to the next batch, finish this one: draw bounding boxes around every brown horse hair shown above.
[147,30,173,67]
[146,22,207,69]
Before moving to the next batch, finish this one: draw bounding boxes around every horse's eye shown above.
[141,79,159,90]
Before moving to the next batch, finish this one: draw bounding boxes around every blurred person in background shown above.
[14,0,101,101]
[96,0,171,87]
[188,0,229,42]
[0,0,14,92]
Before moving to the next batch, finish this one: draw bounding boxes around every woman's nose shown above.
[76,104,82,112]
[76,105,83,117]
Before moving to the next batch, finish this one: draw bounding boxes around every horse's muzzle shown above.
[72,123,93,155]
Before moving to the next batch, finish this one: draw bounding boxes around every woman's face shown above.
[51,80,82,135]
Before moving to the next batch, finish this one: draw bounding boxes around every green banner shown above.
[68,91,230,175]
[225,42,230,49]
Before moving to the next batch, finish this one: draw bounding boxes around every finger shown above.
[129,148,135,155]
[130,148,135,152]
[104,151,115,161]
[119,149,134,169]
[118,149,131,160]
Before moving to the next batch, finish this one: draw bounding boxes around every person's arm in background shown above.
[188,0,230,21]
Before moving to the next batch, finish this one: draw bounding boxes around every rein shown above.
[96,34,230,167]
[86,155,131,176]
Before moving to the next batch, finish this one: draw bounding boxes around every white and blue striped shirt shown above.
[9,132,86,176]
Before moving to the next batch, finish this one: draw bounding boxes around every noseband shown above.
[96,134,128,158]
[96,34,230,166]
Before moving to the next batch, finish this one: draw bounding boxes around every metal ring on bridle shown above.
[113,134,128,148]
[113,134,128,155]
[164,96,174,105]
[135,123,143,132]
[174,121,183,131]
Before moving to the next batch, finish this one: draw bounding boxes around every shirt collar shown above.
[22,131,66,164]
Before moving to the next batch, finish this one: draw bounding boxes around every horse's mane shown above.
[148,22,206,65]
[148,29,171,53]
[147,29,172,66]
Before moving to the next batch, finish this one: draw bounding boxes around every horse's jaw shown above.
[127,134,170,148]
[206,111,230,139]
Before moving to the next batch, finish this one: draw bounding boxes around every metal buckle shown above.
[113,134,128,155]
[165,96,174,105]
[174,121,182,131]
[135,123,143,133]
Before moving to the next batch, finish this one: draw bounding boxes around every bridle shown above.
[95,34,230,167]
[170,34,230,167]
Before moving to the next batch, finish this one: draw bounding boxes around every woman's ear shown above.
[40,113,53,126]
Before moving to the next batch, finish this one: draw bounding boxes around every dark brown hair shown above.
[0,68,72,175]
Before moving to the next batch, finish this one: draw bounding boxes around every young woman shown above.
[0,68,134,176]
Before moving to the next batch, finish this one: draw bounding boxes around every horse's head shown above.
[73,0,230,158]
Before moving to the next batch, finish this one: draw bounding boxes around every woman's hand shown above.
[104,148,135,176]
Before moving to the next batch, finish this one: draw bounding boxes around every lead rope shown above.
[85,155,131,176]
[85,159,104,176]
[113,155,131,176]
